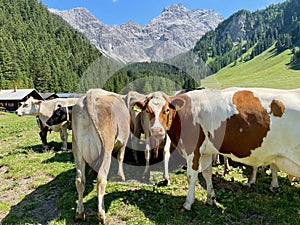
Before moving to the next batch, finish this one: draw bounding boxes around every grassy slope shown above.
[202,46,300,89]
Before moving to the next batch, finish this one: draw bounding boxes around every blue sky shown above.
[40,0,285,25]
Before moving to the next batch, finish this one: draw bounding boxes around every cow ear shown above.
[170,97,185,111]
[54,103,63,110]
[132,101,144,112]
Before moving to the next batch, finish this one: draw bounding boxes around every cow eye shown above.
[163,109,169,114]
[145,109,149,113]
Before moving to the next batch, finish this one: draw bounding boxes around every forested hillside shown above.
[193,0,300,73]
[102,61,198,94]
[0,0,101,92]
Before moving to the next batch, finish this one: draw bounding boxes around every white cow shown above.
[132,88,300,211]
[16,97,77,150]
[72,89,130,223]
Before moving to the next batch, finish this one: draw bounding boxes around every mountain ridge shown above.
[49,4,223,62]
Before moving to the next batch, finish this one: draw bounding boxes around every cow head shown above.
[132,92,185,141]
[46,105,70,126]
[16,97,42,116]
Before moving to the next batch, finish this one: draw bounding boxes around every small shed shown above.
[0,88,44,112]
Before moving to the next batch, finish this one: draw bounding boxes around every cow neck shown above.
[35,104,42,128]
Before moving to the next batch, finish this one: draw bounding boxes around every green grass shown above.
[1,112,300,224]
[202,45,300,89]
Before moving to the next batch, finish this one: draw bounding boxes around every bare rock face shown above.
[49,4,223,62]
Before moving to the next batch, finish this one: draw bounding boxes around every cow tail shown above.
[86,91,106,148]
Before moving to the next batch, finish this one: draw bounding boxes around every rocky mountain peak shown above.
[162,3,188,13]
[49,5,223,62]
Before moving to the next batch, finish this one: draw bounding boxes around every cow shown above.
[126,91,173,185]
[16,97,77,150]
[132,88,300,211]
[72,89,130,223]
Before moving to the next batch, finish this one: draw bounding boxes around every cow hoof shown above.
[157,179,170,187]
[97,212,106,224]
[75,212,86,221]
[224,169,230,175]
[246,182,253,187]
[118,172,125,182]
[205,197,216,206]
[42,145,50,152]
[270,186,281,193]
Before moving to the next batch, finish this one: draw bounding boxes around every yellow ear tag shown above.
[166,109,173,130]
[133,104,142,112]
[175,104,181,111]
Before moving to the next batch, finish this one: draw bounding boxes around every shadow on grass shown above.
[43,150,74,163]
[1,147,184,224]
[1,168,96,225]
[23,141,73,153]
[3,159,299,225]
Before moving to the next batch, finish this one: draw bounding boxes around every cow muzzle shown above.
[16,111,22,117]
[150,126,165,139]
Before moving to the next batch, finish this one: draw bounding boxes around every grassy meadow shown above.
[202,45,300,89]
[0,111,300,224]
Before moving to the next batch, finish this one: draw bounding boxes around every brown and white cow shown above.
[16,97,77,150]
[133,88,300,210]
[126,91,173,185]
[72,89,130,223]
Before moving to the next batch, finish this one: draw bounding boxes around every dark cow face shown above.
[46,106,68,126]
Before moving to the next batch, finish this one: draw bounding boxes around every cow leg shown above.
[202,160,215,206]
[74,152,86,221]
[39,126,49,151]
[213,154,221,165]
[130,133,139,164]
[223,156,230,174]
[247,166,258,187]
[269,163,279,192]
[97,151,112,224]
[117,144,126,181]
[143,147,151,181]
[213,155,230,175]
[162,136,171,186]
[182,155,198,211]
[60,125,68,151]
[132,125,143,164]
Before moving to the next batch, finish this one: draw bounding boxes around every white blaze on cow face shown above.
[145,93,170,139]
